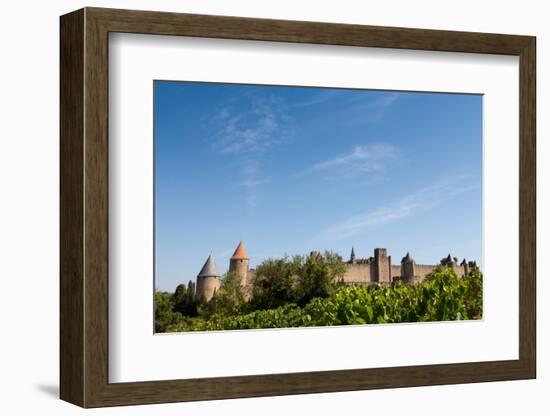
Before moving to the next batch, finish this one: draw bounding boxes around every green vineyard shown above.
[156,265,483,333]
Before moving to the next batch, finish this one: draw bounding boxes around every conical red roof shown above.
[230,241,249,260]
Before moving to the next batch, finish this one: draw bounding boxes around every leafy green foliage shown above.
[250,251,347,309]
[461,268,483,319]
[154,291,183,333]
[172,281,198,317]
[295,251,346,306]
[199,272,247,319]
[250,256,300,310]
[161,266,483,332]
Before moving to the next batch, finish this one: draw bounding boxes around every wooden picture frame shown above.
[60,7,536,408]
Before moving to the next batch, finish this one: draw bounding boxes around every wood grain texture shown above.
[59,7,537,408]
[83,10,110,406]
[518,38,536,376]
[59,8,84,407]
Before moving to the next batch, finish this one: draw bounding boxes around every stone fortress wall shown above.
[342,247,474,285]
[195,242,478,302]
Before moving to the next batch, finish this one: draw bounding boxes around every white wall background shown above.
[0,0,546,414]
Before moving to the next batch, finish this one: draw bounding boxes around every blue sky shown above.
[154,81,482,291]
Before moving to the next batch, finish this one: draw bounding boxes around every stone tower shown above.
[442,254,456,267]
[460,258,469,276]
[229,241,249,286]
[374,248,391,283]
[401,252,416,283]
[350,247,356,264]
[196,255,221,302]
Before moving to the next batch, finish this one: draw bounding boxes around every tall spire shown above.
[197,255,221,278]
[230,241,249,260]
[350,246,356,261]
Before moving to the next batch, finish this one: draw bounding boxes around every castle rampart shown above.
[338,249,474,285]
[195,242,478,302]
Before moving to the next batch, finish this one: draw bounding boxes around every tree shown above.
[186,280,197,314]
[154,291,183,332]
[295,251,346,306]
[251,256,300,310]
[249,251,346,310]
[199,272,246,318]
[172,283,187,312]
[462,269,483,319]
[172,281,199,317]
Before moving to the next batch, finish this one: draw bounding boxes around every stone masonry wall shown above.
[197,247,476,303]
[341,263,374,284]
[229,258,249,286]
[391,265,402,279]
[196,276,221,302]
[414,264,437,279]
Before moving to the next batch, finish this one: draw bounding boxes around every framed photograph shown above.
[60,7,536,408]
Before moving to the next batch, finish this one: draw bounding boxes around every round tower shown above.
[196,255,221,302]
[400,252,416,283]
[460,258,469,277]
[229,241,249,286]
[443,253,456,266]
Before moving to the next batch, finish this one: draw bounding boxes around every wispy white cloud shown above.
[211,97,293,154]
[321,193,423,241]
[207,95,294,213]
[240,178,271,188]
[340,92,401,125]
[218,248,234,258]
[319,177,478,241]
[239,160,271,188]
[317,90,401,124]
[293,89,400,115]
[375,93,399,109]
[310,143,397,171]
[305,143,399,179]
[238,161,264,212]
[290,89,401,129]
[216,107,231,120]
[245,193,257,211]
[354,93,400,124]
[291,89,343,108]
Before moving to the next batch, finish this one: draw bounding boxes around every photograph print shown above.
[154,80,483,333]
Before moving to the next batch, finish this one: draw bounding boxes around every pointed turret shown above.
[461,258,469,277]
[442,253,456,266]
[350,247,356,263]
[400,252,416,282]
[231,241,249,260]
[196,255,221,302]
[197,255,220,278]
[229,241,250,286]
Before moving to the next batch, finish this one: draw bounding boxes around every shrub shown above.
[199,271,247,319]
[154,291,183,332]
[250,257,301,310]
[164,267,482,332]
[295,251,346,306]
[172,281,199,317]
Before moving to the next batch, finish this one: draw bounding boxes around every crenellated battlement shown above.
[343,248,477,285]
[195,242,479,302]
